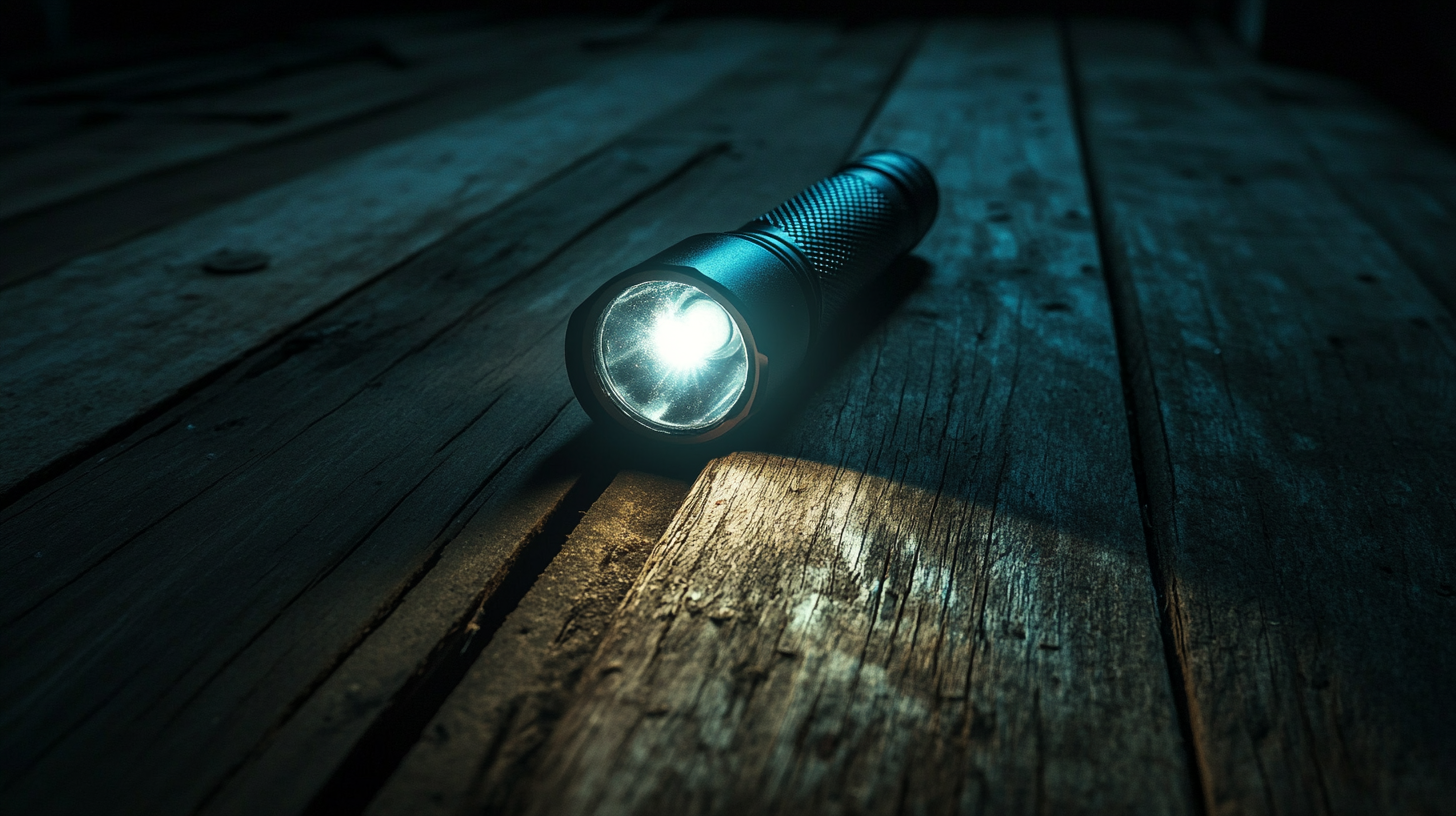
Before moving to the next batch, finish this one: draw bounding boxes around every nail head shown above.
[203,248,271,274]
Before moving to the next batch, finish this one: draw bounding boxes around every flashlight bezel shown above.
[567,266,766,444]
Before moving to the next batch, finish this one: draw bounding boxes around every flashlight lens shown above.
[595,280,749,432]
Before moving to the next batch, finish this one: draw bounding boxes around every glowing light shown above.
[651,297,735,370]
[594,280,749,432]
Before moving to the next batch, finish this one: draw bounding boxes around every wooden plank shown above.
[1068,20,1456,816]
[0,23,918,816]
[0,23,773,501]
[520,21,1195,815]
[358,471,692,816]
[206,25,919,816]
[0,59,425,222]
[0,21,568,222]
[0,21,618,291]
[1193,23,1456,318]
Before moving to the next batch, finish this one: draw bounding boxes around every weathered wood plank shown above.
[0,23,772,500]
[358,470,691,816]
[0,21,573,223]
[0,135,709,816]
[204,25,920,816]
[0,58,423,222]
[521,21,1195,815]
[1069,20,1456,816]
[0,21,612,290]
[0,23,917,816]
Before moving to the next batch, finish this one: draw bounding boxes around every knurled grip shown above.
[740,150,939,322]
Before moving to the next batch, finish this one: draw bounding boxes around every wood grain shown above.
[1070,20,1456,816]
[353,24,924,816]
[1196,24,1456,318]
[0,21,568,223]
[522,21,1195,816]
[362,471,691,816]
[212,25,920,816]
[0,23,772,500]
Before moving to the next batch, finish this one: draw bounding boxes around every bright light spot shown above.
[595,280,749,432]
[651,297,733,370]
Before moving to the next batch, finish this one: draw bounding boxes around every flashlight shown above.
[565,150,938,443]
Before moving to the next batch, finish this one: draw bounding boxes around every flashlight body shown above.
[566,150,938,442]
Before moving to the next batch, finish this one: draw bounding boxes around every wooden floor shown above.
[2,14,1454,816]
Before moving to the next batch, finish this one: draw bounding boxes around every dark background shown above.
[4,0,1456,141]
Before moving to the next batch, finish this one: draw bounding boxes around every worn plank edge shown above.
[1058,16,1213,813]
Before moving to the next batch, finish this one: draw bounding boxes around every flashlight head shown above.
[565,231,815,443]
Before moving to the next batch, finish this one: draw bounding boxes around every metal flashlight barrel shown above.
[734,149,939,330]
[564,150,938,443]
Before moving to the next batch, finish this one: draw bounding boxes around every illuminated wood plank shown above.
[357,25,923,816]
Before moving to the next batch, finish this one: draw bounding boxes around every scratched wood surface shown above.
[1070,20,1456,816]
[521,20,1195,815]
[0,129,704,816]
[2,13,1454,816]
[361,24,925,816]
[362,470,693,816]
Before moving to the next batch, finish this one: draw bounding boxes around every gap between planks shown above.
[0,19,576,226]
[0,136,720,815]
[1058,17,1213,816]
